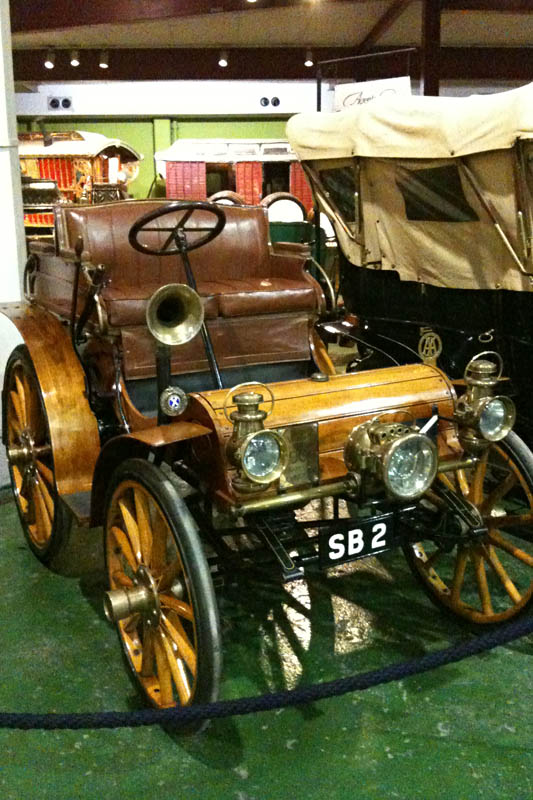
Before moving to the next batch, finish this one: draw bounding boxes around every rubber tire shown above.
[403,431,533,625]
[104,458,222,730]
[4,345,73,566]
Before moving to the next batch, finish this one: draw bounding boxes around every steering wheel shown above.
[128,201,226,256]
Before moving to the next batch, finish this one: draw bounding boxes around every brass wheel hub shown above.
[104,564,161,628]
[8,429,51,470]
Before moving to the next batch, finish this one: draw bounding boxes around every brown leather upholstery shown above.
[52,200,322,325]
[31,200,324,379]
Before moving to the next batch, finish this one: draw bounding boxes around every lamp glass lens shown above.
[479,399,508,440]
[243,432,281,479]
[385,435,436,499]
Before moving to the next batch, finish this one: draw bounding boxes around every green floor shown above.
[1,494,533,800]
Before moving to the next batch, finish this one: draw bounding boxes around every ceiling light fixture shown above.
[44,49,55,69]
[304,49,314,68]
[218,50,228,68]
[246,0,258,3]
[70,49,80,67]
[99,50,109,69]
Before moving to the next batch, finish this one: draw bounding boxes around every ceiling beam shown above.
[421,0,440,96]
[9,0,351,34]
[356,0,412,54]
[442,1,532,10]
[11,46,533,84]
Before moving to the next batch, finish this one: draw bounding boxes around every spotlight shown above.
[44,49,55,69]
[70,49,80,67]
[218,50,228,68]
[99,50,109,69]
[304,50,314,68]
[246,0,257,3]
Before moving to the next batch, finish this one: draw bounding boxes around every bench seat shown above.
[30,199,324,379]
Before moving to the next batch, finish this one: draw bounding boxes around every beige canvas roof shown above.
[287,82,533,161]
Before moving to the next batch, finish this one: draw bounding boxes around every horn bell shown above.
[146,283,204,346]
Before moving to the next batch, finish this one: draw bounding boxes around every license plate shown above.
[319,513,395,568]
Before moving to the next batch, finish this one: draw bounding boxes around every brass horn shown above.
[146,283,204,346]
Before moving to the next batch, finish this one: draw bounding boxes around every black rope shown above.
[2,614,532,731]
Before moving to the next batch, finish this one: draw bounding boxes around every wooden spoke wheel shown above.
[405,432,533,624]
[104,459,222,724]
[4,345,71,563]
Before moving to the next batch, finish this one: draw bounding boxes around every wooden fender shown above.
[1,302,100,496]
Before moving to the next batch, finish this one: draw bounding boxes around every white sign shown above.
[334,76,412,111]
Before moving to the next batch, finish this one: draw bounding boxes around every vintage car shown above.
[2,196,532,724]
[287,81,533,440]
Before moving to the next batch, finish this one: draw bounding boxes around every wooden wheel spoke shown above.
[134,488,153,566]
[151,514,168,575]
[21,469,36,522]
[160,593,194,621]
[455,468,470,497]
[14,374,28,427]
[153,633,174,706]
[421,548,443,572]
[481,544,522,604]
[7,413,22,440]
[471,547,493,615]
[161,612,197,676]
[159,630,192,706]
[111,525,138,572]
[141,626,155,677]
[480,471,517,515]
[489,529,533,568]
[123,612,141,634]
[111,570,134,588]
[437,472,456,493]
[158,558,183,591]
[10,389,25,428]
[33,483,52,542]
[118,500,142,563]
[36,473,55,520]
[488,512,533,528]
[469,451,488,505]
[35,459,54,487]
[450,547,468,605]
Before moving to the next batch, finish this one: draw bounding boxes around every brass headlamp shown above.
[455,352,515,452]
[344,418,438,501]
[224,384,288,492]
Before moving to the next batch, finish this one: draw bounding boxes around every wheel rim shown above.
[6,356,56,550]
[409,443,533,623]
[106,480,199,708]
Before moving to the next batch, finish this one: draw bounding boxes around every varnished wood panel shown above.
[1,303,100,496]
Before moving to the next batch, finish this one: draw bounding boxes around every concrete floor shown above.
[1,495,533,800]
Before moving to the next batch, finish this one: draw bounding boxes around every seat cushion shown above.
[201,278,318,317]
[102,283,219,327]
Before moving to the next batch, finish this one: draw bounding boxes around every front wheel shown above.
[104,459,222,723]
[4,345,72,565]
[404,432,533,624]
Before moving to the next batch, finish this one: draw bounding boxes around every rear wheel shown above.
[404,432,533,624]
[104,459,222,724]
[4,345,72,564]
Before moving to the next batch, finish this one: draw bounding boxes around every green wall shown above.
[18,117,291,199]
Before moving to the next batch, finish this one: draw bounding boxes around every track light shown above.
[99,50,109,69]
[70,49,80,67]
[304,50,314,68]
[44,49,55,69]
[218,50,228,68]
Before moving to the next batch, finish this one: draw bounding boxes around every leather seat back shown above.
[55,200,272,288]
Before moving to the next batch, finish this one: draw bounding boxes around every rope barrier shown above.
[2,613,533,731]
